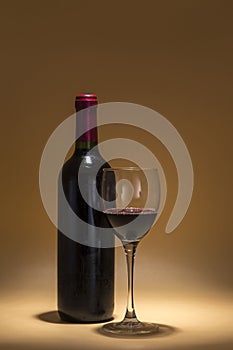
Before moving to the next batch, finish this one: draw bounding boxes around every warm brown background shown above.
[0,1,232,349]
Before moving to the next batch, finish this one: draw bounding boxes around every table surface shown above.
[1,284,233,350]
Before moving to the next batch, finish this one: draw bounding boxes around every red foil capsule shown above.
[75,93,98,143]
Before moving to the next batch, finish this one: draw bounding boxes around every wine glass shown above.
[101,167,160,335]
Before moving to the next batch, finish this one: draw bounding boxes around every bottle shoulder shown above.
[62,152,109,175]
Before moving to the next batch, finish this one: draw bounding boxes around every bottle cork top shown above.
[75,93,97,102]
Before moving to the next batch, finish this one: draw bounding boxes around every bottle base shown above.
[58,310,114,324]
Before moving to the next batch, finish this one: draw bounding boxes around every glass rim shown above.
[102,166,158,172]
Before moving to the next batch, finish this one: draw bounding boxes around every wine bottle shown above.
[57,94,114,323]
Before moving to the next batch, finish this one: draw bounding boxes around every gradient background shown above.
[0,1,233,349]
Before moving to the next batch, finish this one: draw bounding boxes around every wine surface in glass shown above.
[105,207,157,243]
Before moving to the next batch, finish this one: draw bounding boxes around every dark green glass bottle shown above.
[57,94,114,322]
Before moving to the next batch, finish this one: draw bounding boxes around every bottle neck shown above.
[75,99,98,153]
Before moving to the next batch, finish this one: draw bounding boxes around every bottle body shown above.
[57,95,114,323]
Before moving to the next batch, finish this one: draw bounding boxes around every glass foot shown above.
[102,320,159,336]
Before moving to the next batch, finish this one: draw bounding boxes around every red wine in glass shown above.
[105,207,157,243]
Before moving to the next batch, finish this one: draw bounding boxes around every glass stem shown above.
[122,241,139,323]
